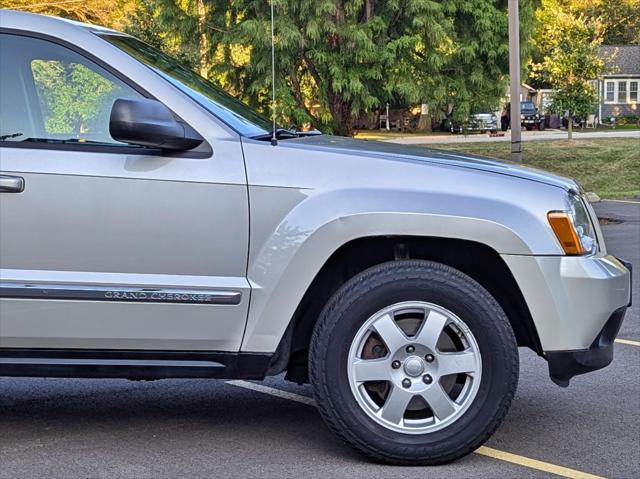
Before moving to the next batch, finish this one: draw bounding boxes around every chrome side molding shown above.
[0,282,242,305]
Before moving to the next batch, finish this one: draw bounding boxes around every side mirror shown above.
[109,98,204,151]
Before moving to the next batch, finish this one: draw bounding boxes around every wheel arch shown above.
[267,235,542,384]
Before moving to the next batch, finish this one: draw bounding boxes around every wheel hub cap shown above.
[403,356,425,377]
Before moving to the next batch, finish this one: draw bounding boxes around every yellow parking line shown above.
[475,446,606,479]
[228,380,605,479]
[615,338,640,347]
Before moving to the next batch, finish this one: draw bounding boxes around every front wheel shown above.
[309,260,519,465]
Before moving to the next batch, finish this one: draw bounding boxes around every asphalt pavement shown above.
[1,200,638,479]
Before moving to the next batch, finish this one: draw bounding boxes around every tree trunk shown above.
[364,0,374,20]
[568,111,573,140]
[197,0,208,79]
[417,114,431,132]
[328,89,353,136]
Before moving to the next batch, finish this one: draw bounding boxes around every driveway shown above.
[385,129,640,145]
[1,201,638,479]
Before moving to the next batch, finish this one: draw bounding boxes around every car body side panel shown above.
[0,17,252,351]
[240,140,570,352]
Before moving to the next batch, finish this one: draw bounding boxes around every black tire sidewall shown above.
[311,261,518,462]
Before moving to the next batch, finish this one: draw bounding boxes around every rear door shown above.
[0,32,250,352]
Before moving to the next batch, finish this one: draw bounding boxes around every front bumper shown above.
[547,258,632,386]
[502,254,631,383]
[547,306,626,387]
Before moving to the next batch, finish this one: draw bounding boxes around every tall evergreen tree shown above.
[219,0,537,135]
[123,0,537,135]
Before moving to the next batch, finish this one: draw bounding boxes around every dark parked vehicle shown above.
[501,101,546,131]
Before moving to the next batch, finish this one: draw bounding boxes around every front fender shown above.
[241,186,566,352]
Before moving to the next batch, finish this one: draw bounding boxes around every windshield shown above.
[99,33,272,136]
[521,101,535,110]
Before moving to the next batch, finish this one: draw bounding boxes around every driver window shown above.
[0,34,143,146]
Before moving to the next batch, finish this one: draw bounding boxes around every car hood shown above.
[280,135,578,191]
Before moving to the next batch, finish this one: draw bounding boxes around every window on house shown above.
[630,82,638,102]
[605,82,615,102]
[618,81,627,103]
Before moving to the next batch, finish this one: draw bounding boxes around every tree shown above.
[125,0,537,136]
[0,0,135,28]
[531,0,607,139]
[221,0,539,135]
[7,0,539,136]
[31,59,118,135]
[568,0,640,45]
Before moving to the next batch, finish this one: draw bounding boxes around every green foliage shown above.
[6,0,542,136]
[531,0,607,137]
[601,115,640,126]
[31,60,115,136]
[124,0,537,135]
[569,0,640,45]
[1,0,135,28]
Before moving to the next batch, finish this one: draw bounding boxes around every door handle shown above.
[0,175,25,193]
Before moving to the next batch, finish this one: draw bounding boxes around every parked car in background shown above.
[450,113,499,134]
[501,101,546,131]
[0,11,632,467]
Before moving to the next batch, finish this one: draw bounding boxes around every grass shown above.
[355,125,640,141]
[417,138,639,199]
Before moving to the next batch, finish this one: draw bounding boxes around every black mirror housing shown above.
[110,98,204,151]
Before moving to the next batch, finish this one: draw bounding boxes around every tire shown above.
[538,121,545,131]
[309,260,519,465]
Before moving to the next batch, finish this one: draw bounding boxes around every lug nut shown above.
[423,374,433,384]
[391,360,401,369]
[425,354,434,363]
[406,345,415,353]
[402,378,412,388]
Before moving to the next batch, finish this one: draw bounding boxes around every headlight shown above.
[547,193,598,255]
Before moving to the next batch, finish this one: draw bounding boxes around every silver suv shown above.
[0,11,631,465]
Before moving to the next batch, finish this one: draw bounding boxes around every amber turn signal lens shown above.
[547,212,585,255]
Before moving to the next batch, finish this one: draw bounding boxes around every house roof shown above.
[600,45,640,76]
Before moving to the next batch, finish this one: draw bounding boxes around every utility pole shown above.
[508,0,522,163]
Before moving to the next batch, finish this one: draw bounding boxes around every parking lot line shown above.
[615,338,640,347]
[475,447,605,479]
[226,380,317,406]
[227,380,606,479]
